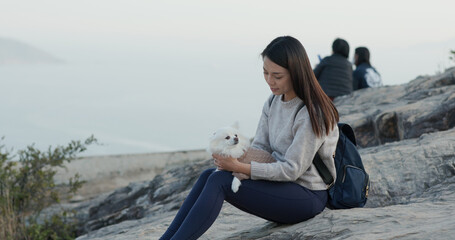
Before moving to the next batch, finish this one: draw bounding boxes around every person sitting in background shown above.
[353,47,382,90]
[313,38,353,100]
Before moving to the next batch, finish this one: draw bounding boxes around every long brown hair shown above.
[261,36,339,137]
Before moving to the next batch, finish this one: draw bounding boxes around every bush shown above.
[26,211,79,240]
[0,136,96,240]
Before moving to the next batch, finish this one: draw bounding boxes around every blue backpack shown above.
[314,123,370,209]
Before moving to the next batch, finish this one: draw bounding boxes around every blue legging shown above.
[160,168,327,240]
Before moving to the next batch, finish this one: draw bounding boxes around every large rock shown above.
[73,67,455,239]
[54,150,210,200]
[336,67,455,147]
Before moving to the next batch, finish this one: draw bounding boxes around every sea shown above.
[1,62,270,157]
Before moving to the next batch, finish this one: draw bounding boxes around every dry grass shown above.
[0,189,26,240]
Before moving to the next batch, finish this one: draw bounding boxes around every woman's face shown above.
[354,54,359,66]
[263,56,296,101]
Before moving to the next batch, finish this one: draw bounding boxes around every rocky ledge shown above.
[67,67,455,239]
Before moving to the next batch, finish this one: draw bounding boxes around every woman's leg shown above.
[160,168,215,240]
[225,179,327,224]
[164,170,327,240]
[168,170,237,240]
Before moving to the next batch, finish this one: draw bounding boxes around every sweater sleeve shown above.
[250,99,272,153]
[251,110,325,182]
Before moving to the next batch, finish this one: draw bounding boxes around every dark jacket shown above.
[313,54,353,98]
[353,63,382,90]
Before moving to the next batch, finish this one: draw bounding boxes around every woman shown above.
[353,47,382,90]
[160,36,339,240]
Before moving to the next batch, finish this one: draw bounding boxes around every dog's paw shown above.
[231,177,241,193]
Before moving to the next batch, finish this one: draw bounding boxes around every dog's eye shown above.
[235,134,238,137]
[225,136,230,140]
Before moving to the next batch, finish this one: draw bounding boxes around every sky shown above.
[1,0,454,82]
[1,0,455,156]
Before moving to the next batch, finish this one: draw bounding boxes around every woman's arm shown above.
[250,110,325,182]
[213,154,251,175]
[250,98,272,153]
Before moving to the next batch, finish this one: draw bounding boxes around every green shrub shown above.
[0,136,96,240]
[26,211,79,240]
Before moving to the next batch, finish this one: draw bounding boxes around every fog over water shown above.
[1,0,454,156]
[1,60,269,155]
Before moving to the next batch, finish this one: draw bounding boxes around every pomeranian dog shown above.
[207,123,250,193]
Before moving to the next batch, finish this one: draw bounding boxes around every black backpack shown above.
[314,123,370,209]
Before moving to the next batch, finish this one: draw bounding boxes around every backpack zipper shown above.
[342,165,370,199]
[365,179,370,198]
[341,165,363,183]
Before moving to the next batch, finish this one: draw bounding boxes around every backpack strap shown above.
[313,153,334,187]
[314,123,354,188]
[268,94,275,107]
[339,123,356,146]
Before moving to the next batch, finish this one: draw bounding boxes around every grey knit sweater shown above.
[250,95,339,191]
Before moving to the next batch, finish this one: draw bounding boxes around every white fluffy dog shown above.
[207,123,250,193]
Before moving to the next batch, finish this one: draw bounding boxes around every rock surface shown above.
[336,68,455,147]
[55,150,210,200]
[69,67,455,239]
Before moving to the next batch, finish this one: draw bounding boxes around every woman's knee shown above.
[194,168,216,185]
[201,168,216,177]
[206,170,233,186]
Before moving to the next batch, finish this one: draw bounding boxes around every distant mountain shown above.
[0,37,64,64]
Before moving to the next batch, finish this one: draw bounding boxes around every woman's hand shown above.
[212,154,251,175]
[213,154,238,171]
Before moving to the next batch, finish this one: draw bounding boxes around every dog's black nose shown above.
[234,137,239,144]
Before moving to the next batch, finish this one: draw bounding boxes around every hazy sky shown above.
[1,0,454,84]
[1,0,455,155]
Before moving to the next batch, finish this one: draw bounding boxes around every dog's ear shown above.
[231,121,240,130]
[209,131,216,140]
